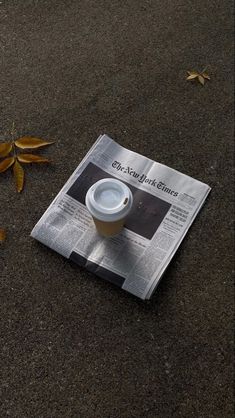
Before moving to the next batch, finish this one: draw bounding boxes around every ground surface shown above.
[0,1,234,417]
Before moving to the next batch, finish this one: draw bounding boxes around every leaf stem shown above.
[10,122,17,158]
[201,66,208,74]
[12,141,17,158]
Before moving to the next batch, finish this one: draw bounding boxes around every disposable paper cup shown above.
[85,178,133,237]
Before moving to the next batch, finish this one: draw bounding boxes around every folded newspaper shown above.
[31,134,211,299]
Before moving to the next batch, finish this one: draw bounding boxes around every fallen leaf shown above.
[0,128,55,192]
[17,154,50,163]
[15,137,54,149]
[0,142,12,157]
[202,72,210,80]
[186,71,198,80]
[186,69,210,86]
[198,75,205,85]
[0,228,6,242]
[13,160,24,192]
[0,157,15,173]
[186,74,198,80]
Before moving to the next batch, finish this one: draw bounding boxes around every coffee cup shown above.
[85,178,133,237]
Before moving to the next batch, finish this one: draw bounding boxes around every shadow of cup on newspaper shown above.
[85,178,133,237]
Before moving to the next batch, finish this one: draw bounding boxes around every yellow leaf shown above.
[0,142,12,157]
[17,154,50,163]
[13,160,24,192]
[15,136,55,149]
[198,75,205,85]
[0,157,15,173]
[186,74,198,80]
[0,228,6,242]
[186,69,210,85]
[187,71,199,76]
[202,72,210,80]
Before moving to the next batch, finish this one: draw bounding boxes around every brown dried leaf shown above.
[15,137,54,149]
[187,71,199,76]
[202,72,210,80]
[186,73,199,80]
[13,160,24,192]
[198,75,205,85]
[17,154,50,163]
[0,157,15,173]
[0,228,6,242]
[186,69,210,85]
[0,142,12,157]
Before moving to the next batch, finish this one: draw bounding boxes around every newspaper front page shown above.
[31,134,211,299]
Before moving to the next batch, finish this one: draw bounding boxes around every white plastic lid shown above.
[85,178,133,222]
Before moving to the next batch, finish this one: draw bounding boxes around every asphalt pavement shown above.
[0,1,234,417]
